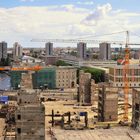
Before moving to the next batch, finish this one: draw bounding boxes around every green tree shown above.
[81,67,105,83]
[56,60,71,66]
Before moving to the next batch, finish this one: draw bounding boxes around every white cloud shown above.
[77,1,94,5]
[82,3,112,25]
[0,4,140,47]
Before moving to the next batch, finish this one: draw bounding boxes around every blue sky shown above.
[0,0,140,48]
[0,0,140,12]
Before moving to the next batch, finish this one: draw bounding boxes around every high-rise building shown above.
[15,90,45,140]
[99,43,111,60]
[45,42,53,56]
[77,42,87,59]
[13,42,23,59]
[0,41,7,60]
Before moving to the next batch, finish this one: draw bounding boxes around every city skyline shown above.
[0,1,140,48]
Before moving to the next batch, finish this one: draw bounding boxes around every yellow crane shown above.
[123,31,130,122]
[31,31,140,122]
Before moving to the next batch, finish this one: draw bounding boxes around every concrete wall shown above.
[98,85,118,122]
[132,88,140,132]
[79,70,91,104]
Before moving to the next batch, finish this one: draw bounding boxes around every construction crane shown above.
[123,31,130,122]
[31,38,140,46]
[31,31,139,122]
[0,65,42,71]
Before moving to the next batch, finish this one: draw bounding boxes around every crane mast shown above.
[123,31,130,121]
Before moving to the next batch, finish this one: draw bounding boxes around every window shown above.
[17,128,21,134]
[19,99,22,104]
[17,115,21,120]
[134,84,136,87]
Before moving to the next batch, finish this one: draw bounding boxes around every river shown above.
[0,73,11,91]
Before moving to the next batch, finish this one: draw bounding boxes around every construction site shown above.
[0,31,140,140]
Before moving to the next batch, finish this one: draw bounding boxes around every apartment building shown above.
[13,42,23,60]
[99,43,111,60]
[0,41,7,60]
[77,42,87,59]
[45,42,53,56]
[56,66,77,89]
[109,65,140,88]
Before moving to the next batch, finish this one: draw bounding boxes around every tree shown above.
[56,60,71,66]
[81,67,105,83]
[0,57,11,66]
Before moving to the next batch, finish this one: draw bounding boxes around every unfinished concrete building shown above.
[15,90,45,140]
[90,79,99,105]
[21,71,33,89]
[98,85,118,122]
[79,70,91,104]
[132,88,140,132]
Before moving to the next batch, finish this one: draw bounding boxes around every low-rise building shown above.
[56,66,77,89]
[32,68,56,89]
[109,65,140,88]
[45,56,60,65]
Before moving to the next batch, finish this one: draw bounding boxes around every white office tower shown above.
[45,42,53,56]
[13,42,23,59]
[99,43,111,60]
[77,42,87,59]
[0,41,7,60]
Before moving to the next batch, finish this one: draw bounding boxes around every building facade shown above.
[79,70,91,104]
[15,90,45,140]
[99,43,111,60]
[10,71,22,90]
[90,79,99,105]
[98,84,118,122]
[45,42,53,56]
[132,88,140,132]
[109,65,140,88]
[0,41,7,60]
[45,56,60,65]
[56,66,77,89]
[77,42,87,59]
[13,42,23,59]
[32,68,56,89]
